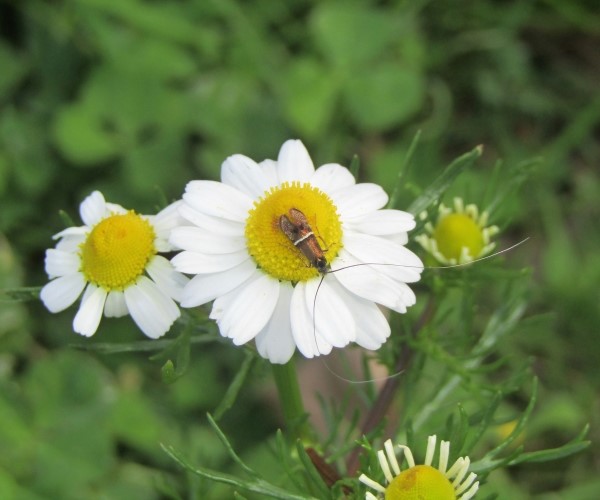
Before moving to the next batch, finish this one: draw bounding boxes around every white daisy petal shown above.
[152,200,187,250]
[305,276,356,347]
[181,260,258,307]
[359,474,386,494]
[259,159,279,187]
[44,249,80,278]
[146,256,189,302]
[290,282,332,358]
[178,203,245,237]
[212,273,280,346]
[425,435,437,466]
[382,232,409,246]
[221,154,271,198]
[124,276,180,339]
[171,250,250,275]
[385,439,401,476]
[79,191,107,227]
[104,202,127,215]
[277,139,315,183]
[254,282,296,364]
[333,183,389,219]
[332,287,390,350]
[184,180,253,222]
[333,250,416,314]
[40,273,86,313]
[345,209,416,235]
[104,290,128,317]
[170,226,246,254]
[52,226,88,241]
[73,284,107,337]
[342,231,423,283]
[310,163,356,193]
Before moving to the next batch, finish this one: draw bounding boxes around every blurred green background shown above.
[0,0,598,498]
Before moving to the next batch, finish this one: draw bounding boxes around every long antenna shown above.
[314,237,530,384]
[326,237,530,275]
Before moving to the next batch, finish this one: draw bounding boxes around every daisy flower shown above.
[359,435,479,500]
[41,191,189,338]
[170,139,423,364]
[415,198,499,265]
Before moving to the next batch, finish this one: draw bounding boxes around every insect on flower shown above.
[279,208,329,275]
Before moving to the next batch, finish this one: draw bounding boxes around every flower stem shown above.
[272,359,310,442]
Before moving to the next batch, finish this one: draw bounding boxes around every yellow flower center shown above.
[433,213,484,262]
[245,182,343,282]
[80,211,156,290]
[385,465,456,500]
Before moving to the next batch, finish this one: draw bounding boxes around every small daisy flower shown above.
[359,435,479,500]
[170,139,423,364]
[415,198,499,265]
[41,191,189,338]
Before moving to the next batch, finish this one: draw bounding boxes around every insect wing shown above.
[279,214,300,242]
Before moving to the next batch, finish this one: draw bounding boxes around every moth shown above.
[278,208,329,274]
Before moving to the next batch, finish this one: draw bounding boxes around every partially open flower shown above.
[359,435,479,500]
[41,191,188,338]
[415,198,499,265]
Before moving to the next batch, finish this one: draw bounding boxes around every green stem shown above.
[272,359,310,442]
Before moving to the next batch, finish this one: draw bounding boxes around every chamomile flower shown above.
[170,139,423,364]
[359,435,479,500]
[415,198,499,265]
[41,191,189,338]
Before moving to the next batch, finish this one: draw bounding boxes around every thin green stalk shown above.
[272,359,310,442]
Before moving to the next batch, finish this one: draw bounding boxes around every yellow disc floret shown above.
[433,213,484,263]
[385,465,456,500]
[245,182,343,282]
[80,211,156,290]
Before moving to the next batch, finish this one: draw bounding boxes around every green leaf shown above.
[52,103,119,165]
[485,379,538,461]
[348,155,360,180]
[295,444,331,498]
[280,58,339,139]
[161,360,178,384]
[388,130,422,209]
[110,38,196,81]
[206,413,258,478]
[123,134,187,195]
[0,466,45,500]
[508,440,590,465]
[485,157,541,215]
[344,64,424,131]
[213,352,255,421]
[0,42,28,98]
[161,443,316,500]
[74,0,204,49]
[0,287,41,302]
[412,293,526,431]
[70,333,218,354]
[311,4,397,67]
[408,145,484,215]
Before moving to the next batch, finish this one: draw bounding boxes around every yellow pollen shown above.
[385,465,456,500]
[245,182,343,282]
[80,211,156,290]
[433,213,484,261]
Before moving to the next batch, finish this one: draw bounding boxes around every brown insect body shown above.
[279,208,329,274]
